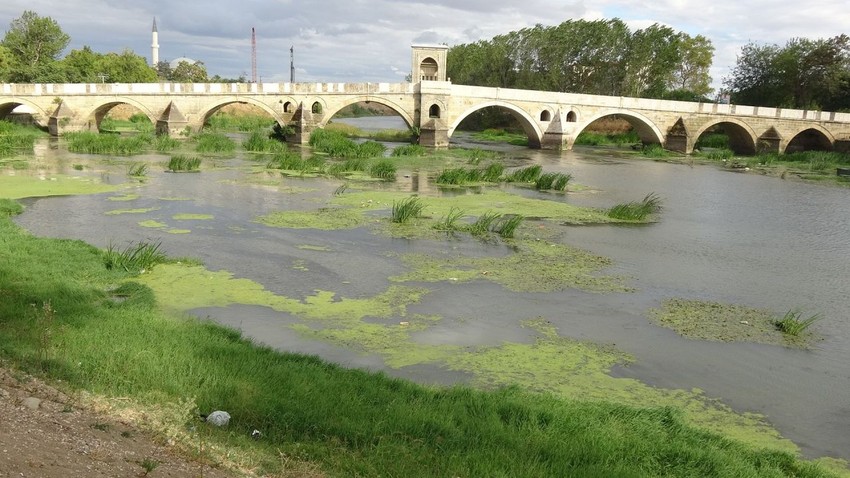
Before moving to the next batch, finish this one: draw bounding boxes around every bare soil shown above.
[0,367,233,478]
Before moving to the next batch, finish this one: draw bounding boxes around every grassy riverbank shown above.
[0,199,841,477]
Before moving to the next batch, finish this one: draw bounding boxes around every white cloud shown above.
[1,0,848,88]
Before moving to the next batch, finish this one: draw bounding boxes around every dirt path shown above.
[0,367,233,478]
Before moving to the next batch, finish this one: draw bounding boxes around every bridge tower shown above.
[412,45,450,148]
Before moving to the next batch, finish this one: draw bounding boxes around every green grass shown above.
[575,131,640,146]
[100,114,153,133]
[205,113,275,132]
[0,121,40,154]
[640,144,673,158]
[607,193,663,221]
[435,163,504,185]
[534,172,572,191]
[702,148,735,161]
[696,133,730,149]
[152,134,179,153]
[471,128,529,146]
[0,206,838,477]
[194,132,236,154]
[0,198,24,217]
[772,310,823,336]
[391,196,424,223]
[167,155,202,172]
[310,129,388,159]
[265,151,325,173]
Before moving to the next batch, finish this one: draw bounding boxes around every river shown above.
[9,116,850,462]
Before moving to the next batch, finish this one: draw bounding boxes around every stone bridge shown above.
[2,46,850,154]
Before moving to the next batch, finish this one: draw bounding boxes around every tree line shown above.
[447,19,714,101]
[725,35,850,111]
[0,11,243,84]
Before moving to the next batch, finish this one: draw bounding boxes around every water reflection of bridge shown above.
[2,46,849,154]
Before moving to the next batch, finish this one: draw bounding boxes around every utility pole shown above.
[290,46,294,83]
[251,27,257,83]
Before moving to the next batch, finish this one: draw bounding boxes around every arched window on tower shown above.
[283,101,293,113]
[428,104,441,118]
[420,58,439,81]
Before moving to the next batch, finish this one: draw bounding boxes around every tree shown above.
[98,50,157,83]
[0,45,13,82]
[670,34,714,97]
[61,46,102,83]
[726,35,850,109]
[1,11,70,82]
[170,60,208,82]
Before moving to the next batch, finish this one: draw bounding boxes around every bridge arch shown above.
[692,118,758,155]
[196,97,283,131]
[320,96,414,129]
[785,126,834,153]
[0,98,51,128]
[81,98,158,131]
[575,109,664,145]
[448,101,544,148]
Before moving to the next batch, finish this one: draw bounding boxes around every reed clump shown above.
[391,144,428,157]
[534,172,572,191]
[607,193,663,221]
[102,241,167,274]
[194,132,236,153]
[772,309,822,336]
[503,165,543,183]
[369,159,397,180]
[167,155,202,172]
[391,196,424,223]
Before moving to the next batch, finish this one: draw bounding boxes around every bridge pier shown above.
[418,120,449,148]
[155,102,190,136]
[288,102,318,146]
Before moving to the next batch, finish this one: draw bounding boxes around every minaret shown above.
[151,18,160,66]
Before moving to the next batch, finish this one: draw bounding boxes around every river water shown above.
[9,117,850,462]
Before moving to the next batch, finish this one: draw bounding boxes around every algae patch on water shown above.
[392,239,629,293]
[333,189,616,224]
[172,213,214,220]
[649,299,815,347]
[105,207,160,215]
[0,174,118,199]
[255,207,367,230]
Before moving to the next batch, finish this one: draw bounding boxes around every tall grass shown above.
[432,207,466,232]
[503,165,543,183]
[194,132,236,153]
[772,309,823,336]
[369,159,397,180]
[153,134,179,153]
[696,133,730,149]
[471,128,529,146]
[575,131,640,146]
[205,113,275,132]
[266,151,324,173]
[493,214,524,238]
[243,130,286,153]
[640,144,672,158]
[435,163,504,185]
[470,211,502,236]
[607,193,663,221]
[534,172,572,191]
[127,162,148,177]
[0,198,24,217]
[102,241,167,274]
[65,131,152,155]
[391,196,424,223]
[310,129,387,158]
[0,211,835,477]
[391,144,428,157]
[167,155,202,172]
[0,121,39,154]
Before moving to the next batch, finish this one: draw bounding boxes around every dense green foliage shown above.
[309,128,388,158]
[607,193,664,221]
[1,11,69,82]
[725,35,850,110]
[447,19,714,99]
[166,154,202,172]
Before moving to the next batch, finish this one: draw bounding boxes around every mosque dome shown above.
[169,57,199,69]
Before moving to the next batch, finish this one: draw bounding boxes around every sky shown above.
[1,0,849,91]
